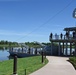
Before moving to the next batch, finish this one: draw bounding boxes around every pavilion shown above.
[49,27,76,56]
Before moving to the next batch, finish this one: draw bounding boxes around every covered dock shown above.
[49,27,76,56]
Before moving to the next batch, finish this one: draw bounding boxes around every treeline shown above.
[0,40,18,45]
[0,40,51,47]
[25,42,51,48]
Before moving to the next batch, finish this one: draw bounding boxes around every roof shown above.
[64,27,76,31]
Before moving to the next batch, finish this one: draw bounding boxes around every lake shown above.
[0,48,75,61]
[0,50,10,61]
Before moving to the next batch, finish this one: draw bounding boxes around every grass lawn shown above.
[0,56,48,75]
[69,56,76,69]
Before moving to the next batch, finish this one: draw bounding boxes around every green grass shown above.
[0,56,48,75]
[69,57,76,69]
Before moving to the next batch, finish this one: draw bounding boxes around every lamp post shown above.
[73,8,76,56]
[73,8,76,26]
[73,8,76,18]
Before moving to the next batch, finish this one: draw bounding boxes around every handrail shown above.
[49,34,75,40]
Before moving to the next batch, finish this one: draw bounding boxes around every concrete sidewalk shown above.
[30,56,76,75]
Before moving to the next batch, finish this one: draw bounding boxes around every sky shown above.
[0,0,76,43]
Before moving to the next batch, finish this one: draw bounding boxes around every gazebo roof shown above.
[64,27,76,31]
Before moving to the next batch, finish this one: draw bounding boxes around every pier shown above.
[50,27,76,56]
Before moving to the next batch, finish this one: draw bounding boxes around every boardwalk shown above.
[30,56,76,75]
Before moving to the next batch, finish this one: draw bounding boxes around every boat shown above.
[8,47,39,58]
[8,43,45,58]
[9,50,37,58]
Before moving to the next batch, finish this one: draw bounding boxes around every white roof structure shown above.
[18,43,29,48]
[34,41,46,47]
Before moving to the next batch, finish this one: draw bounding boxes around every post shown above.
[66,42,68,56]
[44,51,46,59]
[63,42,64,56]
[51,42,53,55]
[25,69,26,75]
[42,51,44,63]
[12,47,13,52]
[58,42,61,56]
[35,48,37,55]
[75,42,76,56]
[28,48,30,54]
[70,42,72,56]
[13,54,18,75]
[22,47,23,53]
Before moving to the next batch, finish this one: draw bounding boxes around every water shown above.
[64,48,74,55]
[0,48,75,61]
[0,50,10,61]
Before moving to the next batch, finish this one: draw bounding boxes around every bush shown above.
[69,57,76,69]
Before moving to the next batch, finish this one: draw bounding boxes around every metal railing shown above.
[49,34,76,40]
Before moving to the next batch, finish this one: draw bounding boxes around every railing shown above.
[49,34,75,40]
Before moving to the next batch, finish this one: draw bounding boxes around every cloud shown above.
[0,30,24,36]
[0,29,45,37]
[0,0,19,1]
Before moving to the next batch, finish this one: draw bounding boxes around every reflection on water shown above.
[8,55,14,59]
[0,47,8,50]
[64,48,74,55]
[0,49,10,61]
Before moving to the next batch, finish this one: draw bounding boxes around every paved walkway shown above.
[30,56,76,75]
